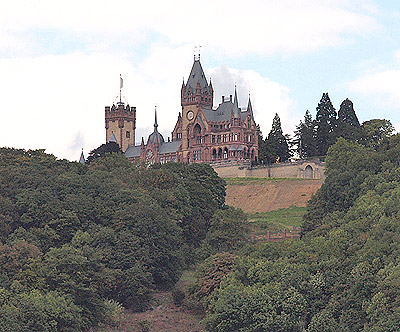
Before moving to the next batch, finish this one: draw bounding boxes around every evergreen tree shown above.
[257,132,268,164]
[315,93,337,156]
[265,113,291,163]
[295,110,317,159]
[336,98,361,141]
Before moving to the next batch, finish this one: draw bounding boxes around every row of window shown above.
[159,156,177,164]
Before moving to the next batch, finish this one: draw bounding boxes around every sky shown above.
[1,0,400,161]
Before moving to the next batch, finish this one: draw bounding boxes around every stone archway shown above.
[304,165,313,179]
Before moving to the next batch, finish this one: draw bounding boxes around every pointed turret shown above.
[79,149,85,164]
[233,86,240,118]
[233,86,238,108]
[247,95,254,119]
[147,107,164,145]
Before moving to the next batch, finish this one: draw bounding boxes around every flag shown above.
[120,75,123,89]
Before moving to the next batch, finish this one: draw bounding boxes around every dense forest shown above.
[0,149,248,331]
[192,134,400,331]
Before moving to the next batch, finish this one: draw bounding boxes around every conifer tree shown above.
[265,113,291,163]
[295,110,317,158]
[315,92,337,156]
[336,98,361,141]
[257,132,268,164]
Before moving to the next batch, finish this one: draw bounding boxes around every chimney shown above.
[222,96,225,102]
[230,95,232,102]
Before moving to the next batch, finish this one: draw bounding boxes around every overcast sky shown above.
[1,0,400,161]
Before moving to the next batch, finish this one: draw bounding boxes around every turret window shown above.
[126,131,131,138]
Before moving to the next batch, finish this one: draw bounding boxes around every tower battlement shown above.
[105,103,136,152]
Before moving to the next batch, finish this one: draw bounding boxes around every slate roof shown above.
[159,140,181,154]
[202,100,248,122]
[124,145,141,158]
[185,60,209,93]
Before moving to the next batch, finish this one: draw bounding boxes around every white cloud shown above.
[348,69,400,108]
[0,0,379,57]
[208,67,295,136]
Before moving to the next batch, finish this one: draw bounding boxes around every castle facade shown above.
[105,57,259,164]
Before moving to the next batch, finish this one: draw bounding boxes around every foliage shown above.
[0,148,228,329]
[201,130,400,332]
[199,206,249,257]
[86,141,122,164]
[264,113,291,163]
[336,98,361,142]
[295,110,317,158]
[314,92,337,156]
[360,119,395,150]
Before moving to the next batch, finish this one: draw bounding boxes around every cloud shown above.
[348,48,400,110]
[0,0,379,57]
[208,67,295,136]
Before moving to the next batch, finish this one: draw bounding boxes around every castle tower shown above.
[180,56,213,159]
[105,76,136,152]
[105,103,136,152]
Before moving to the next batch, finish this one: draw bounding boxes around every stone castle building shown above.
[105,57,259,164]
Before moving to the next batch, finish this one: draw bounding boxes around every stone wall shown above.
[212,159,325,179]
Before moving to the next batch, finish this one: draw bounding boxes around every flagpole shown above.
[119,74,122,104]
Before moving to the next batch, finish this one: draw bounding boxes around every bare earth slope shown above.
[225,178,324,213]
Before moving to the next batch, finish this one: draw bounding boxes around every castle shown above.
[104,56,259,164]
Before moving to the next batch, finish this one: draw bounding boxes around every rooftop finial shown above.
[154,106,158,130]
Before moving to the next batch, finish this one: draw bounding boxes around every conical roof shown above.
[147,107,164,145]
[79,150,85,164]
[186,59,209,93]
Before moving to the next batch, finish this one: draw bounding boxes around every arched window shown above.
[223,148,228,159]
[218,148,222,159]
[212,149,217,160]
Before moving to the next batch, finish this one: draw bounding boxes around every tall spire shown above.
[233,85,240,118]
[233,85,238,108]
[247,94,254,119]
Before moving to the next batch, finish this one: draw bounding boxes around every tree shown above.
[265,113,291,163]
[336,98,361,141]
[86,142,122,164]
[257,132,268,164]
[200,206,248,257]
[360,119,394,150]
[295,110,317,159]
[315,93,337,156]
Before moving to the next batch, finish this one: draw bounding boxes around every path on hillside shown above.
[225,178,323,213]
[101,292,203,332]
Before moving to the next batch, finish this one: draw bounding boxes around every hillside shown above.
[225,178,324,213]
